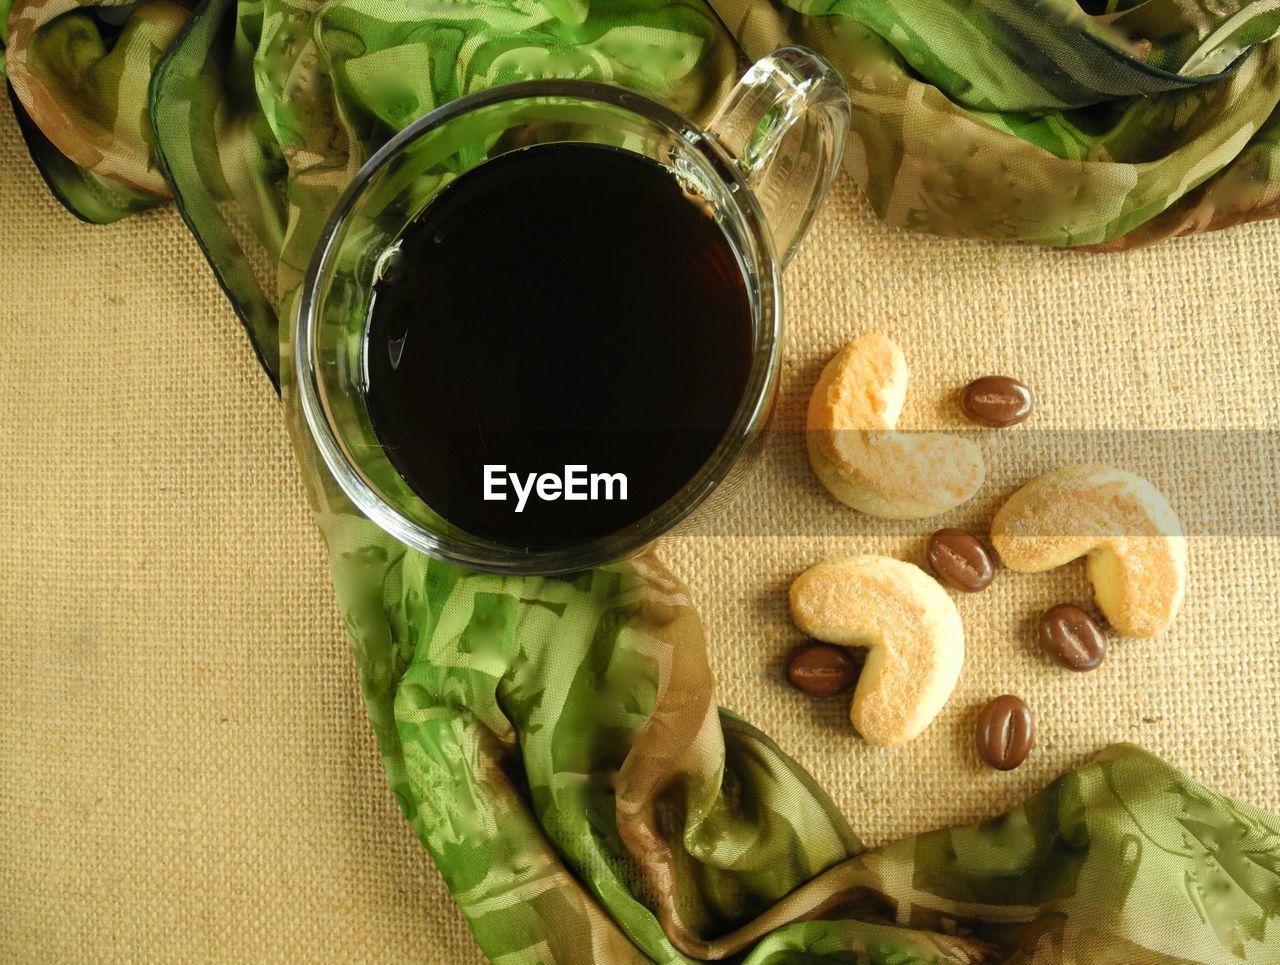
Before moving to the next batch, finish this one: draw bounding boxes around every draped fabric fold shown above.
[325,513,1280,963]
[5,0,1280,961]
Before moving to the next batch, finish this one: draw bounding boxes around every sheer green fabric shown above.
[324,522,1280,962]
[5,0,1280,960]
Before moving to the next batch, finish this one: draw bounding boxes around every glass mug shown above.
[296,47,850,575]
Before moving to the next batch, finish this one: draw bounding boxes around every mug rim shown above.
[295,78,783,575]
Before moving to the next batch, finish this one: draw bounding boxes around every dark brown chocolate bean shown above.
[961,376,1034,427]
[1040,604,1107,671]
[926,529,995,592]
[976,695,1034,770]
[786,641,860,697]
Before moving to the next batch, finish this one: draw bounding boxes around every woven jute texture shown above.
[2,102,1278,962]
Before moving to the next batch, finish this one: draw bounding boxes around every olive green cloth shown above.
[4,0,1280,962]
[7,132,1280,960]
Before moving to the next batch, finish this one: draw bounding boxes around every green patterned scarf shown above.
[6,0,1280,960]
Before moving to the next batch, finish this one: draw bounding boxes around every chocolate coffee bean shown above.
[961,375,1034,427]
[786,641,860,697]
[976,695,1034,770]
[926,528,994,592]
[1040,604,1107,671]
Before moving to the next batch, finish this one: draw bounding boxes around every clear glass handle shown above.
[707,47,851,268]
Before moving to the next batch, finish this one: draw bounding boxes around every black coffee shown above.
[364,142,753,550]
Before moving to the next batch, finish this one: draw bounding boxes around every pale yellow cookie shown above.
[990,464,1186,638]
[807,333,984,518]
[790,556,964,746]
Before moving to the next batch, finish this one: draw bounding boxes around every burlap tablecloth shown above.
[2,102,1278,961]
